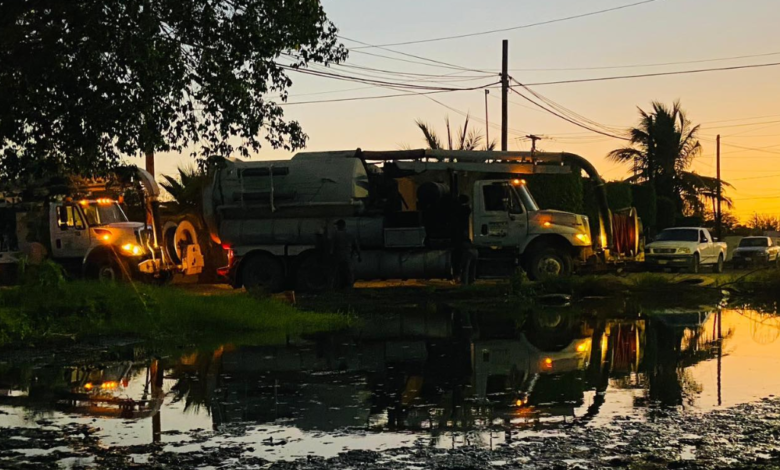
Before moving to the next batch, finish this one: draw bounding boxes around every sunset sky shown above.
[153,0,780,221]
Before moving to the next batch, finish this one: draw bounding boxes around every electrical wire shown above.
[509,50,780,72]
[518,61,780,86]
[339,36,493,74]
[509,86,628,140]
[510,78,629,139]
[345,0,660,49]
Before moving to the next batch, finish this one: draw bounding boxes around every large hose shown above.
[561,153,614,251]
[612,208,640,256]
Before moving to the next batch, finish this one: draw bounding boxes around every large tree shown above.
[0,0,346,185]
[609,101,730,216]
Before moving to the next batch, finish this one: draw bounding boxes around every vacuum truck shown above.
[203,149,639,292]
[0,167,204,282]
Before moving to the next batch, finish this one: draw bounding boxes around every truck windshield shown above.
[82,203,128,226]
[739,238,769,247]
[515,185,539,212]
[655,229,699,242]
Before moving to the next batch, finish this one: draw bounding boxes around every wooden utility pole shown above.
[145,149,155,177]
[526,134,542,155]
[484,90,490,146]
[501,40,508,152]
[716,134,722,240]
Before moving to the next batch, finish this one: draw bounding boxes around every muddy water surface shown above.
[2,303,780,465]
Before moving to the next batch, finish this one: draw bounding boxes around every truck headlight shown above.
[677,247,692,254]
[575,233,591,245]
[121,243,143,256]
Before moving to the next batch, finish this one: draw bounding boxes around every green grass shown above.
[0,280,352,347]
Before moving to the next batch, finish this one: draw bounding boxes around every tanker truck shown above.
[203,149,637,292]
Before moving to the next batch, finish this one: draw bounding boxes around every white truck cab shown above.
[50,199,150,279]
[472,180,592,279]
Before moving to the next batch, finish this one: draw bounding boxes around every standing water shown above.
[1,302,780,465]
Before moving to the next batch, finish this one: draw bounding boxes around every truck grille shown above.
[651,248,677,254]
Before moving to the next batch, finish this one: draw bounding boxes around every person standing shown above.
[332,219,361,290]
[452,195,477,285]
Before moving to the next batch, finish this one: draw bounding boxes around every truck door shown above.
[699,229,715,263]
[51,204,91,259]
[473,181,527,248]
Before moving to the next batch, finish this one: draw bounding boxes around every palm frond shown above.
[415,120,442,150]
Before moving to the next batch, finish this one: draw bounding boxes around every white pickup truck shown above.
[645,227,727,273]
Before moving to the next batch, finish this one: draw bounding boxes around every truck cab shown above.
[49,198,149,279]
[472,179,593,279]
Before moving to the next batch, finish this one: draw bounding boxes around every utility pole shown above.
[484,90,490,146]
[145,149,155,177]
[526,134,542,155]
[716,134,722,240]
[501,39,508,152]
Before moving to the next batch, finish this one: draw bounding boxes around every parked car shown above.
[731,236,780,268]
[645,227,727,273]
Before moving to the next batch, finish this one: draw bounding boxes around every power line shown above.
[279,64,496,92]
[348,49,484,73]
[346,0,660,49]
[280,89,456,106]
[508,86,628,140]
[518,61,780,86]
[339,36,492,74]
[508,50,780,72]
[731,173,780,181]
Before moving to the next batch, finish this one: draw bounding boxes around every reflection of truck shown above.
[0,168,204,281]
[204,149,635,291]
[645,227,727,273]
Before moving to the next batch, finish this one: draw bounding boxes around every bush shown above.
[525,172,584,214]
[605,182,633,210]
[631,184,657,228]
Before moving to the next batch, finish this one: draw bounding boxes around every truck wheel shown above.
[295,253,335,293]
[240,253,285,293]
[528,247,572,281]
[713,254,724,273]
[90,255,129,282]
[690,253,700,274]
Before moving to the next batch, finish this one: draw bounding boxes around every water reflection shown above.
[2,303,780,453]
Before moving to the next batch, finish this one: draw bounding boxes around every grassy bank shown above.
[0,267,352,347]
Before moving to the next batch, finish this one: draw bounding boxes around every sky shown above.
[151,0,780,221]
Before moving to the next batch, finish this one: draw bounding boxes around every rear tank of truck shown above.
[203,153,453,288]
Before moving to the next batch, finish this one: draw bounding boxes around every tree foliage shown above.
[161,166,206,209]
[608,101,730,216]
[0,0,347,185]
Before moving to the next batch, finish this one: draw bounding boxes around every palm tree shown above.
[609,100,730,216]
[415,115,496,151]
[160,166,207,209]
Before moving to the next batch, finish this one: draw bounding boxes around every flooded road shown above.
[2,302,780,467]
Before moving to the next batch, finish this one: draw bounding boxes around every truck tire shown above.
[528,247,572,281]
[690,253,700,274]
[240,253,285,293]
[89,254,129,282]
[295,253,335,293]
[713,254,724,273]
